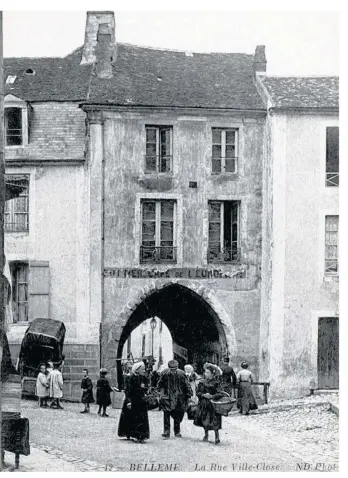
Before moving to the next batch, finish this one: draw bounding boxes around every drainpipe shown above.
[100,112,105,371]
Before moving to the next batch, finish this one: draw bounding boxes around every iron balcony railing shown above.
[145,155,173,174]
[140,246,177,263]
[207,245,241,263]
[326,172,339,187]
[211,157,238,174]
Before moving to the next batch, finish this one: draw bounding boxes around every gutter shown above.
[268,106,339,115]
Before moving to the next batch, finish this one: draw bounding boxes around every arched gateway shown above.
[114,281,236,385]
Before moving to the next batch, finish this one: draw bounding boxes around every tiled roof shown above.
[87,43,265,110]
[4,43,265,110]
[260,76,339,109]
[4,48,92,102]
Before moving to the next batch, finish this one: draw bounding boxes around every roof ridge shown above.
[118,41,253,56]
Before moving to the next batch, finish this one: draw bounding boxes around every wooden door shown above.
[318,317,339,389]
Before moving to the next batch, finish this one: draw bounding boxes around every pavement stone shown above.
[15,396,339,472]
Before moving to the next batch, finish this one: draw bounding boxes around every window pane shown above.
[142,201,156,220]
[225,158,235,173]
[160,129,171,157]
[225,130,236,145]
[209,202,221,221]
[209,223,221,244]
[160,222,173,242]
[212,145,222,158]
[212,159,221,173]
[326,216,338,232]
[14,196,28,212]
[212,129,221,144]
[225,145,235,158]
[161,201,174,220]
[146,128,157,143]
[142,222,156,241]
[146,143,157,157]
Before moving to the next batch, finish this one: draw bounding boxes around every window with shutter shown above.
[28,261,50,321]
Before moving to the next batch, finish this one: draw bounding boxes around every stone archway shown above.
[119,280,236,356]
[103,280,237,384]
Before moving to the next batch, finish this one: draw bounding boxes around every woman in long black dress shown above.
[193,363,224,445]
[118,361,150,444]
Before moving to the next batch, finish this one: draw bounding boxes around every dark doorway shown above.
[116,284,228,388]
[318,317,339,389]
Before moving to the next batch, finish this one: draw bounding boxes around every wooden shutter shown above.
[28,261,50,321]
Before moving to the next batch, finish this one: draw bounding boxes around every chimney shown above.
[80,11,116,78]
[253,45,267,76]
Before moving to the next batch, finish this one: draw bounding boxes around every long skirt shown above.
[118,400,150,441]
[237,382,258,413]
[193,398,221,431]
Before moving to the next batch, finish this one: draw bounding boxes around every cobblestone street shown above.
[11,396,338,472]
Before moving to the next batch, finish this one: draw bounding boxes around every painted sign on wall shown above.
[103,267,246,279]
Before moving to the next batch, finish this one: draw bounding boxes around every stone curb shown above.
[30,442,121,472]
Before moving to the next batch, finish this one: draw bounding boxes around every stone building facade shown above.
[3,11,339,399]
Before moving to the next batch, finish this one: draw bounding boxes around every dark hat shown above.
[168,360,178,369]
[241,361,249,369]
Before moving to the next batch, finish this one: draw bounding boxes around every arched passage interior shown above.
[116,283,228,384]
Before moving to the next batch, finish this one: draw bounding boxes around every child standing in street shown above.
[36,364,49,407]
[49,362,64,409]
[96,368,114,417]
[80,368,94,413]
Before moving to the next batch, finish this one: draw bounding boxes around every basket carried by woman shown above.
[211,391,236,416]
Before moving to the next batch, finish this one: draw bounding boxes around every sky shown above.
[2,10,339,76]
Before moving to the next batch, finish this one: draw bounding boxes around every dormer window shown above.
[4,95,29,147]
[5,108,23,146]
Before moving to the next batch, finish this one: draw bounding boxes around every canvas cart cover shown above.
[21,318,65,348]
[19,319,66,375]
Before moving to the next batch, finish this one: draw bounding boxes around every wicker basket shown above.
[211,392,236,416]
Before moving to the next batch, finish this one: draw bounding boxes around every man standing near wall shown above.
[157,360,192,439]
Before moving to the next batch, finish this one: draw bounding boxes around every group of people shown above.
[117,358,258,445]
[35,357,258,446]
[35,361,64,409]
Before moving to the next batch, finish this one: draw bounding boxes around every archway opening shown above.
[116,284,228,386]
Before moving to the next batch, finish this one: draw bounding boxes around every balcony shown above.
[326,172,339,187]
[207,245,240,263]
[145,155,172,174]
[140,246,177,264]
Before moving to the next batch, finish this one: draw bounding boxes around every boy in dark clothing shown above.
[96,368,114,417]
[80,368,94,414]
